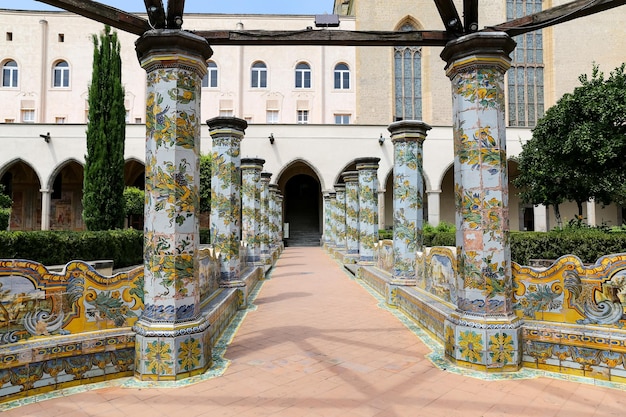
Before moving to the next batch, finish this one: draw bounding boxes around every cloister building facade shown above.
[1,0,625,240]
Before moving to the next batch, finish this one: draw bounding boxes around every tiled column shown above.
[342,171,360,259]
[356,157,380,264]
[334,184,347,251]
[441,32,521,371]
[269,184,280,249]
[241,158,264,263]
[207,116,247,286]
[134,30,213,381]
[323,192,332,246]
[388,120,431,285]
[260,172,272,265]
[328,192,337,247]
[40,188,51,230]
[277,193,284,246]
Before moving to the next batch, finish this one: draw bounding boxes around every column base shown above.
[444,312,523,372]
[134,317,211,381]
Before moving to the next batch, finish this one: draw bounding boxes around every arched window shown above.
[53,60,70,87]
[251,61,267,88]
[295,62,311,89]
[2,60,18,88]
[334,63,350,89]
[202,61,218,88]
[394,23,422,120]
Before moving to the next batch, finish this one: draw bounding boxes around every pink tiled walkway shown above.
[5,247,626,416]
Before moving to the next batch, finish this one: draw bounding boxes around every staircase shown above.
[285,226,321,247]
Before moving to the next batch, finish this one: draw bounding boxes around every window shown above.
[53,61,70,87]
[334,114,350,124]
[21,109,35,123]
[4,119,14,123]
[295,62,311,89]
[507,0,544,127]
[135,117,142,124]
[58,33,64,43]
[251,62,267,88]
[297,110,309,124]
[6,32,12,41]
[266,110,279,124]
[394,23,422,121]
[334,63,350,89]
[202,61,218,88]
[55,117,65,124]
[2,60,18,88]
[219,110,233,117]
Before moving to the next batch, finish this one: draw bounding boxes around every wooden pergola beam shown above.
[166,0,185,29]
[35,0,149,35]
[463,0,479,33]
[433,0,464,33]
[144,0,165,29]
[193,29,452,46]
[489,0,626,37]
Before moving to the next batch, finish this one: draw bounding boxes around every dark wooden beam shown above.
[463,0,479,33]
[194,29,452,46]
[489,0,626,37]
[166,0,185,29]
[35,0,149,35]
[144,0,165,29]
[433,0,464,34]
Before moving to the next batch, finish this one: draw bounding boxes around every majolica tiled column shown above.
[323,192,332,247]
[334,184,347,251]
[269,184,280,250]
[277,193,284,247]
[441,32,521,371]
[342,171,360,259]
[260,172,272,265]
[388,121,431,285]
[134,30,213,381]
[207,117,247,286]
[356,158,380,264]
[241,158,265,263]
[328,192,337,247]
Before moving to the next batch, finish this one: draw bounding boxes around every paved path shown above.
[4,247,625,416]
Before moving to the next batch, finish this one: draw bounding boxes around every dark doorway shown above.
[284,174,321,246]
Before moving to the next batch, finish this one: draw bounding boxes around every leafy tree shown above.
[199,153,212,213]
[83,25,126,231]
[515,63,626,226]
[0,184,11,230]
[123,186,144,227]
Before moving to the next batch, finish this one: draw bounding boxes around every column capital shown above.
[388,120,431,144]
[334,183,346,192]
[207,117,248,137]
[355,157,380,171]
[241,157,265,170]
[135,29,213,75]
[342,171,359,183]
[440,31,516,78]
[260,172,273,182]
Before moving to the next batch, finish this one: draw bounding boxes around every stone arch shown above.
[47,159,84,230]
[393,15,424,31]
[275,159,323,246]
[0,159,42,231]
[124,158,145,189]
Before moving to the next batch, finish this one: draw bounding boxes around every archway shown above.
[0,160,42,231]
[278,162,323,246]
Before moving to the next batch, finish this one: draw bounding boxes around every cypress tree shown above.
[83,25,126,230]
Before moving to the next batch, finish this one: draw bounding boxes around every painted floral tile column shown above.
[342,171,360,259]
[207,117,247,286]
[334,184,347,251]
[388,121,431,285]
[241,158,265,263]
[323,192,332,247]
[269,184,280,250]
[277,193,284,246]
[356,158,380,264]
[440,32,522,371]
[260,172,272,265]
[328,192,337,247]
[134,30,213,381]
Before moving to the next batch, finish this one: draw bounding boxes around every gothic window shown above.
[394,23,422,120]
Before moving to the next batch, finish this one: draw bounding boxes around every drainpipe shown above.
[39,19,48,123]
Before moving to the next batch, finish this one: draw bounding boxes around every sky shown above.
[2,1,336,15]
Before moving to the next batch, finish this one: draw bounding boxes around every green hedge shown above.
[0,229,143,269]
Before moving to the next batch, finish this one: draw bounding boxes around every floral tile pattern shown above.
[241,159,264,263]
[356,158,380,263]
[334,185,347,250]
[342,172,360,255]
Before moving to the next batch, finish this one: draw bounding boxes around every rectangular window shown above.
[334,114,350,124]
[21,109,35,123]
[55,117,65,124]
[6,32,12,41]
[297,110,309,124]
[4,119,14,123]
[135,117,142,124]
[266,110,279,124]
[58,33,64,42]
[219,110,233,117]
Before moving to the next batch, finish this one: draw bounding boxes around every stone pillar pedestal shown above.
[260,172,272,265]
[40,189,51,230]
[207,116,247,287]
[356,158,380,264]
[134,30,213,381]
[441,32,522,371]
[241,158,265,264]
[334,184,347,251]
[342,171,360,261]
[388,120,431,285]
